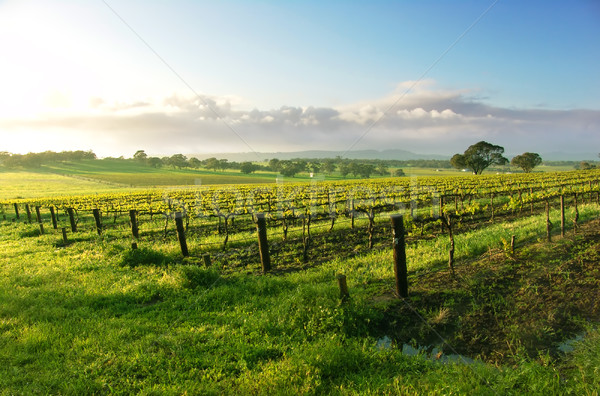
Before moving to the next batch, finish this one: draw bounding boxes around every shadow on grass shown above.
[118,247,170,268]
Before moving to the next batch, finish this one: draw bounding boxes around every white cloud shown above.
[0,81,598,157]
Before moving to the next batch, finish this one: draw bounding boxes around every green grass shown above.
[1,196,599,393]
[41,159,280,186]
[0,169,138,200]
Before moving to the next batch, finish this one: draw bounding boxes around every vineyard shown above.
[3,170,600,267]
[1,169,600,393]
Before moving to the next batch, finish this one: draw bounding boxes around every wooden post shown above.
[490,193,495,222]
[255,213,271,273]
[25,204,32,224]
[546,200,552,242]
[67,208,77,232]
[61,227,68,244]
[511,235,516,254]
[560,195,565,237]
[337,274,350,302]
[49,206,58,229]
[175,212,189,257]
[131,242,138,250]
[446,214,455,275]
[439,195,445,232]
[13,203,19,219]
[203,253,211,267]
[573,193,579,232]
[390,214,408,298]
[35,206,42,224]
[129,209,139,239]
[38,222,45,235]
[92,208,102,235]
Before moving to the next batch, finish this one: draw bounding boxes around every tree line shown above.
[0,150,97,168]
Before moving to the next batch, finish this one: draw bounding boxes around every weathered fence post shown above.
[203,253,211,267]
[13,203,19,219]
[337,274,350,302]
[174,212,189,257]
[67,208,77,232]
[511,235,516,254]
[129,209,139,239]
[560,195,565,237]
[35,206,42,224]
[131,242,138,250]
[25,204,32,224]
[445,214,455,276]
[34,206,44,235]
[255,213,271,273]
[545,200,552,242]
[49,207,58,229]
[61,227,68,244]
[573,193,579,232]
[92,209,102,235]
[391,214,408,298]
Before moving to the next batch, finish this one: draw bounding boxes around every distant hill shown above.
[187,149,449,162]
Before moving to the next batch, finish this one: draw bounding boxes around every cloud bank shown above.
[1,81,598,158]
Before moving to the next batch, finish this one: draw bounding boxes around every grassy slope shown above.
[0,169,139,200]
[41,159,280,187]
[0,197,599,393]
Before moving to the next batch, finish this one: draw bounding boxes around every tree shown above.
[268,158,281,172]
[376,163,389,176]
[451,141,508,175]
[205,157,220,171]
[511,152,542,173]
[218,159,229,171]
[322,159,336,174]
[393,168,405,177]
[339,162,351,178]
[147,157,163,168]
[279,160,305,177]
[168,154,188,169]
[578,161,596,170]
[133,150,147,163]
[240,162,258,174]
[188,157,202,169]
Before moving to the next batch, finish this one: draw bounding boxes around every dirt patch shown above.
[376,219,600,365]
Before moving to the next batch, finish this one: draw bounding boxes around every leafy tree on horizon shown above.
[133,150,147,163]
[168,154,188,169]
[240,162,259,174]
[511,152,542,173]
[451,141,508,175]
[147,157,163,168]
[188,157,202,169]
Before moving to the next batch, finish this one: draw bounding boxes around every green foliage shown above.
[118,247,169,267]
[181,266,221,289]
[1,169,600,393]
[451,141,508,174]
[511,152,543,173]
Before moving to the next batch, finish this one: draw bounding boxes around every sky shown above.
[0,0,599,159]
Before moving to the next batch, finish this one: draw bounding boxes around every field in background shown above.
[0,159,577,200]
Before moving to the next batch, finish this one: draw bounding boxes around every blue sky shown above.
[0,0,598,158]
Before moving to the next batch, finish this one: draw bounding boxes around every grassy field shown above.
[0,169,140,200]
[0,159,577,201]
[1,172,599,393]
